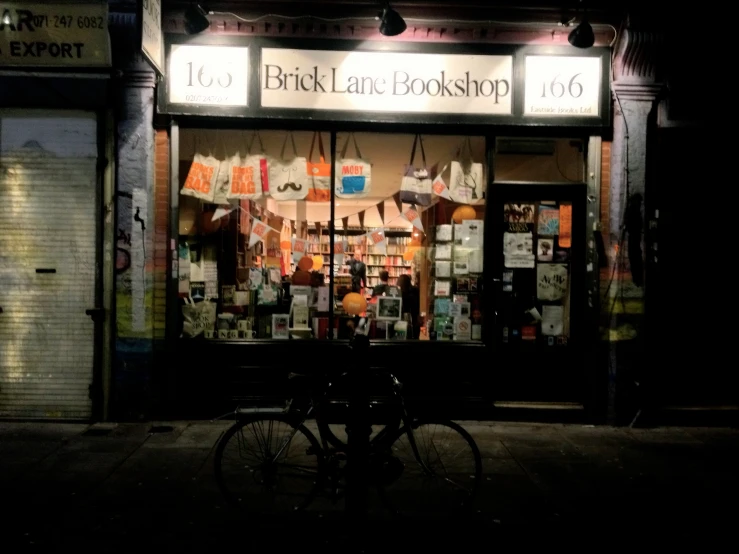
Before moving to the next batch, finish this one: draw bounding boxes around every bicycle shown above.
[213,365,482,518]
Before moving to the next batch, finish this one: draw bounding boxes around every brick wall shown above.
[153,130,169,340]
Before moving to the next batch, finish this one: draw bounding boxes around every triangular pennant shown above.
[358,210,365,231]
[376,201,385,225]
[366,228,386,256]
[333,239,348,266]
[291,237,309,263]
[432,163,451,200]
[342,216,349,231]
[401,204,424,232]
[392,191,402,214]
[249,217,276,248]
[212,205,237,221]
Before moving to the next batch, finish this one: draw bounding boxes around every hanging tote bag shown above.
[249,131,271,196]
[181,136,219,202]
[449,137,484,204]
[400,134,433,206]
[211,133,232,204]
[335,133,372,199]
[306,131,331,202]
[227,132,263,200]
[269,132,309,201]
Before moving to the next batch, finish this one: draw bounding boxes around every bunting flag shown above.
[392,191,403,214]
[291,237,309,262]
[333,239,348,266]
[401,204,424,232]
[432,163,452,200]
[342,216,349,231]
[376,201,385,224]
[366,228,386,256]
[212,204,236,221]
[249,217,277,248]
[358,210,365,231]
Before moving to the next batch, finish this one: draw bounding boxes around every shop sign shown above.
[261,48,513,115]
[0,2,111,67]
[523,55,601,117]
[140,0,162,74]
[168,44,249,106]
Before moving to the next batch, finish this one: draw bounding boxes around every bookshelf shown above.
[292,228,413,289]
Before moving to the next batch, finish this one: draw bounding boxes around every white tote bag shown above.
[449,137,484,204]
[227,133,263,200]
[400,134,433,206]
[269,132,309,201]
[212,158,231,204]
[335,133,372,199]
[181,150,219,202]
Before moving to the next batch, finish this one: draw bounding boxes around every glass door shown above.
[490,183,587,403]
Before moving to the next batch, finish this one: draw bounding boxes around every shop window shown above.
[178,129,333,340]
[494,138,584,183]
[177,129,487,343]
[332,133,487,342]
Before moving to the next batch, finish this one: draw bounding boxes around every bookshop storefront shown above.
[159,34,610,419]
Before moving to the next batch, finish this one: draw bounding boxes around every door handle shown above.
[85,308,105,322]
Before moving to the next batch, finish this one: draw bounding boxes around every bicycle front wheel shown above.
[378,420,482,517]
[214,415,324,515]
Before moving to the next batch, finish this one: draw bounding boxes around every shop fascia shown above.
[162,38,609,126]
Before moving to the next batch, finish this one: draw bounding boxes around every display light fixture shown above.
[378,2,406,36]
[568,0,594,48]
[184,3,210,35]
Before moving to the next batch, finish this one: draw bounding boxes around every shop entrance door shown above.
[0,110,99,420]
[490,182,587,405]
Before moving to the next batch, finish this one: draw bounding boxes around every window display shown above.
[177,130,488,342]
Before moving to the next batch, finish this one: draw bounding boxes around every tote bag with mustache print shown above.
[269,132,309,201]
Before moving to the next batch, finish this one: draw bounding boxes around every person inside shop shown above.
[372,270,391,297]
[346,249,367,293]
[397,273,420,339]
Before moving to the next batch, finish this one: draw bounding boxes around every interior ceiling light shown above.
[568,0,594,48]
[184,3,210,35]
[378,2,406,36]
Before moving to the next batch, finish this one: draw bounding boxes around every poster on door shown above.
[537,263,568,301]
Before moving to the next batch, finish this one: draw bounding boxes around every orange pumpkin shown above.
[292,269,312,286]
[452,205,477,223]
[312,255,324,270]
[297,256,314,272]
[342,292,367,315]
[200,211,221,234]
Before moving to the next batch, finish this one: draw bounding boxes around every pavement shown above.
[2,419,738,551]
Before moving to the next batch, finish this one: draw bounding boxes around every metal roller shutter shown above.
[0,110,98,420]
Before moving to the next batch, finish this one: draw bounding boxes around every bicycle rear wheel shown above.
[378,420,482,517]
[214,415,324,515]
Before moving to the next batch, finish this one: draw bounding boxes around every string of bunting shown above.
[212,192,434,234]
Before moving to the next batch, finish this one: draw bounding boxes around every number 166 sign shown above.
[524,56,601,117]
[168,44,249,106]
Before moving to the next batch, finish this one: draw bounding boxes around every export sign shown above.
[0,2,111,67]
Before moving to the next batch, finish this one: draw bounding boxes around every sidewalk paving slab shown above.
[2,421,738,550]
